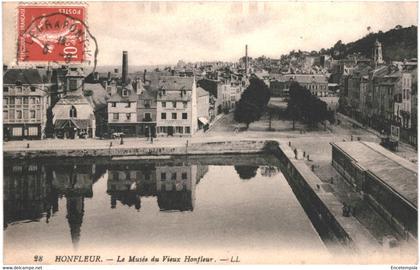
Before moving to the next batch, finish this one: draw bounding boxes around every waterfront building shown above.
[331,141,417,239]
[107,83,138,136]
[52,67,97,138]
[156,76,198,136]
[3,68,51,140]
[137,87,157,137]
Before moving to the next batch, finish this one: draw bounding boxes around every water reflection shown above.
[4,159,210,249]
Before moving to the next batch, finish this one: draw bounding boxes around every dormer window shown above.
[69,106,77,118]
[122,89,129,97]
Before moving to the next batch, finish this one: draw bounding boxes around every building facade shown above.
[3,69,50,140]
[107,84,138,136]
[156,76,198,137]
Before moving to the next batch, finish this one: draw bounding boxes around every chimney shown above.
[122,51,128,84]
[107,72,111,81]
[245,44,249,76]
[143,69,147,83]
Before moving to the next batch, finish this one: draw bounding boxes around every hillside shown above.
[328,25,417,61]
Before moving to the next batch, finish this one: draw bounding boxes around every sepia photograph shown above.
[1,0,418,267]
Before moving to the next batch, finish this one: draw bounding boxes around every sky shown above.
[3,1,418,67]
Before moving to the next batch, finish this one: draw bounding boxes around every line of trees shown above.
[287,82,335,129]
[234,77,270,128]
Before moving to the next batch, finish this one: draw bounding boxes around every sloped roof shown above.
[84,83,110,111]
[197,79,218,97]
[197,87,209,97]
[3,69,44,85]
[56,89,90,105]
[157,91,191,102]
[269,74,328,84]
[159,76,194,91]
[108,84,137,102]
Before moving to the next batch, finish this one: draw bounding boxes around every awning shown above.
[54,119,90,129]
[198,117,209,125]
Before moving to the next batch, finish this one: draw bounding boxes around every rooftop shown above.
[332,141,417,207]
[3,69,45,85]
[159,76,194,91]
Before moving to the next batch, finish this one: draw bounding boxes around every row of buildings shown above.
[5,50,248,140]
[338,40,417,146]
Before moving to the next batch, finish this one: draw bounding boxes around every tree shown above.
[234,165,259,180]
[287,82,332,128]
[234,77,270,129]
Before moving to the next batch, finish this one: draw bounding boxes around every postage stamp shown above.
[17,5,86,63]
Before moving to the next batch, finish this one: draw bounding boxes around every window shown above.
[16,86,22,93]
[112,102,116,107]
[162,101,166,108]
[185,126,190,134]
[15,97,22,105]
[161,172,166,181]
[161,112,166,119]
[172,101,177,108]
[3,86,8,92]
[144,100,151,108]
[182,113,187,119]
[172,113,177,120]
[4,98,8,105]
[35,97,40,104]
[171,172,177,180]
[28,127,38,136]
[69,79,78,91]
[182,172,187,180]
[30,86,36,92]
[23,97,28,104]
[16,110,22,119]
[113,113,119,120]
[30,97,35,104]
[144,113,151,121]
[4,110,8,120]
[12,127,22,136]
[30,110,36,119]
[126,113,131,120]
[23,110,28,119]
[176,126,183,134]
[122,89,128,97]
[69,106,77,118]
[183,102,187,108]
[125,102,131,108]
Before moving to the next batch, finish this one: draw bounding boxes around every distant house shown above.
[269,74,329,97]
[3,68,51,140]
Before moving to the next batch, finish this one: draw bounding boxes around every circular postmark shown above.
[17,5,98,75]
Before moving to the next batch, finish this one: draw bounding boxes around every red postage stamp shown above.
[17,5,86,63]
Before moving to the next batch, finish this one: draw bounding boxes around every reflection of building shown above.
[156,165,208,211]
[106,162,208,212]
[106,164,157,209]
[3,162,50,226]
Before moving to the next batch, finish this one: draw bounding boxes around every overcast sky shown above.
[3,1,418,66]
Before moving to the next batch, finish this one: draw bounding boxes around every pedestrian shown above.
[151,136,154,144]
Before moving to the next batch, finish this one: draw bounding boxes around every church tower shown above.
[373,39,384,67]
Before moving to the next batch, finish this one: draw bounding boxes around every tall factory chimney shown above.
[122,51,128,84]
[245,44,249,76]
